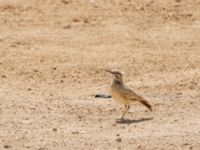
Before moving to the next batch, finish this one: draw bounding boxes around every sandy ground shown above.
[0,0,200,149]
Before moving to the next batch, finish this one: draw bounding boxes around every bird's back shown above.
[110,80,144,105]
[112,83,144,101]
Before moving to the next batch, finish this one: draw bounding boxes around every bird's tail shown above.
[138,99,152,111]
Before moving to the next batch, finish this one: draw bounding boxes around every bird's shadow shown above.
[115,117,153,124]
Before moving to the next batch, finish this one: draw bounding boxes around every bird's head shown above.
[105,69,123,81]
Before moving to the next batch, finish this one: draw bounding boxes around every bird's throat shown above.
[112,79,124,86]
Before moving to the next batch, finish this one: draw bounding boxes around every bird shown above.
[106,69,152,120]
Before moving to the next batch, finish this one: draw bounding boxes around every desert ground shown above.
[0,0,200,149]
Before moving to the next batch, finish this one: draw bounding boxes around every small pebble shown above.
[4,145,11,149]
[52,67,57,70]
[78,116,82,119]
[116,137,122,142]
[84,18,89,23]
[137,145,142,149]
[52,128,57,132]
[63,25,71,29]
[61,0,70,4]
[72,131,79,134]
[72,17,80,22]
[2,75,7,78]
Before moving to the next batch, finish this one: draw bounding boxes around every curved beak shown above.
[105,69,113,74]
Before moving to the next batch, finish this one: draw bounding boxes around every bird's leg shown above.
[124,105,130,118]
[120,105,127,120]
[121,105,130,120]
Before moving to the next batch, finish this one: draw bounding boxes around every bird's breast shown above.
[110,87,129,105]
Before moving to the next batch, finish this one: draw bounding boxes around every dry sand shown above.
[0,0,200,149]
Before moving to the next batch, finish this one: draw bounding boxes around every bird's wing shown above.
[117,86,144,101]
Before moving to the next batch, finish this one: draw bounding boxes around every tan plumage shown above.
[106,70,152,119]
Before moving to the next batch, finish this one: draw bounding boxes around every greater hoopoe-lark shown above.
[106,70,152,120]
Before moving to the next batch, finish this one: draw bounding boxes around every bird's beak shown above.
[105,69,113,74]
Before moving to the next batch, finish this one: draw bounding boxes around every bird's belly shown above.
[111,89,129,105]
